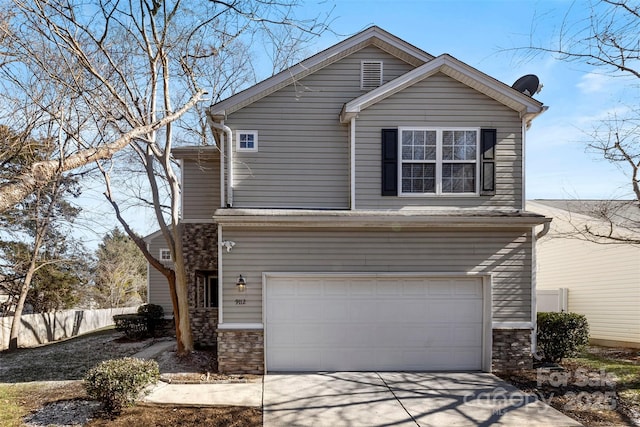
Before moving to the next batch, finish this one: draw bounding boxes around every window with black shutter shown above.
[480,128,496,195]
[381,128,398,196]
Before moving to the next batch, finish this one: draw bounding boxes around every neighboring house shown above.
[529,199,640,349]
[148,26,550,374]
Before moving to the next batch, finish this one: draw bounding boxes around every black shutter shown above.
[480,129,496,195]
[381,128,398,196]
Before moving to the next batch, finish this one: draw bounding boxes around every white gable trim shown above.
[340,54,545,124]
[210,26,433,118]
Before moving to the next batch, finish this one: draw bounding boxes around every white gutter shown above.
[206,112,233,207]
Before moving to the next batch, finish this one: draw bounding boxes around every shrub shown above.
[137,304,164,335]
[137,303,164,320]
[113,304,165,339]
[113,314,147,339]
[84,357,159,415]
[537,312,589,363]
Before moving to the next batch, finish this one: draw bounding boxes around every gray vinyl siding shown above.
[220,227,533,324]
[146,234,174,316]
[356,72,524,210]
[226,46,416,208]
[182,158,220,220]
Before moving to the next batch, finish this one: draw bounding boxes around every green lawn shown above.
[0,384,32,427]
[574,349,640,403]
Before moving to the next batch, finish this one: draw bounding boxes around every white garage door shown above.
[265,275,485,372]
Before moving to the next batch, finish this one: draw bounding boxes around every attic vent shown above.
[361,61,383,90]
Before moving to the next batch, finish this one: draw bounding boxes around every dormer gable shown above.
[340,54,545,126]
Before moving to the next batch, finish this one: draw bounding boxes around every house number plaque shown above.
[235,299,246,305]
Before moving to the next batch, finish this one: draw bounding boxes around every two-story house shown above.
[147,26,550,374]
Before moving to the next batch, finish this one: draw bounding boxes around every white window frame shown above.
[236,130,258,152]
[398,127,480,197]
[159,248,172,262]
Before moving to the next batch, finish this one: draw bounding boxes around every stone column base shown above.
[492,328,533,371]
[217,329,264,374]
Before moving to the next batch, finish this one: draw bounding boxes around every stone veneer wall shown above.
[181,222,218,347]
[217,329,264,374]
[492,328,533,371]
[190,308,218,347]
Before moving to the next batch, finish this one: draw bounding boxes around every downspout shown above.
[206,112,234,207]
[350,117,356,210]
[531,219,551,359]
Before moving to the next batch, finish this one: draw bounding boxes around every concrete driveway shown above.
[263,372,582,427]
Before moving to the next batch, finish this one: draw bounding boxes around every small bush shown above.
[537,312,589,363]
[137,303,164,320]
[137,304,164,335]
[84,357,159,415]
[113,314,147,339]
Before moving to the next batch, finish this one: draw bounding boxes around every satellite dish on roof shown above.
[512,74,542,96]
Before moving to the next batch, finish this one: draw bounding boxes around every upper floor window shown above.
[159,248,172,262]
[237,130,258,152]
[399,128,479,195]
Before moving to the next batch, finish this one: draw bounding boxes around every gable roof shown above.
[209,26,434,118]
[340,54,545,125]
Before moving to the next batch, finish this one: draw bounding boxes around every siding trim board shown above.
[218,323,263,329]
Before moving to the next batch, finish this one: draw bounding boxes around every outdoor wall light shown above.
[236,275,247,293]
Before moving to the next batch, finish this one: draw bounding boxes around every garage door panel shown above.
[266,275,484,371]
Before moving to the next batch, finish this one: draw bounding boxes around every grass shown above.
[498,346,640,427]
[572,348,640,415]
[0,328,262,426]
[0,327,154,383]
[0,384,29,427]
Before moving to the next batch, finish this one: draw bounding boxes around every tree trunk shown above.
[172,236,193,355]
[8,256,37,351]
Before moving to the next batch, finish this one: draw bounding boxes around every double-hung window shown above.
[399,128,479,195]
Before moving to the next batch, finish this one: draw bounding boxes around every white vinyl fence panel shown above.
[0,307,138,350]
[536,288,568,313]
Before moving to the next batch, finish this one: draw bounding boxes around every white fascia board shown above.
[340,54,545,123]
[211,26,433,118]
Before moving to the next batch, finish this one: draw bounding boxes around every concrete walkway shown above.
[134,340,263,408]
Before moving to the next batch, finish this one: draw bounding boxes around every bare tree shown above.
[0,127,83,350]
[524,0,640,244]
[1,0,330,354]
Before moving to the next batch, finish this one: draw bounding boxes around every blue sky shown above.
[298,0,636,200]
[74,0,637,247]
